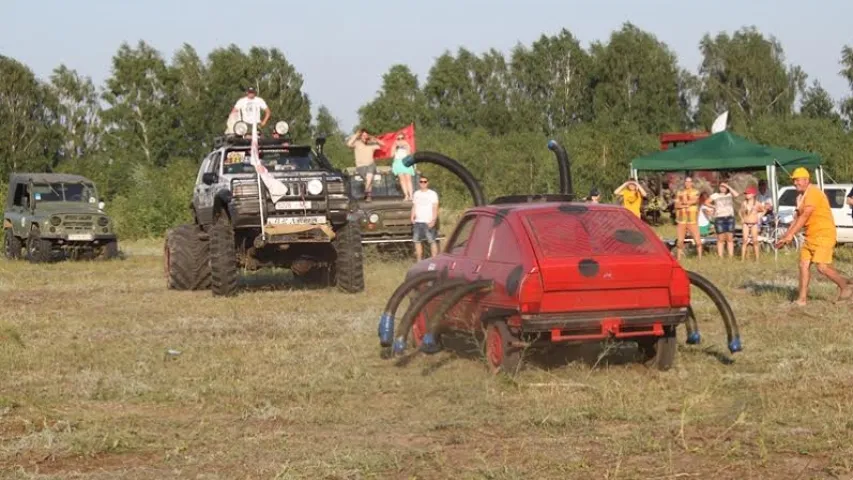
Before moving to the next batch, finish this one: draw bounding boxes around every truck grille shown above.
[63,215,94,231]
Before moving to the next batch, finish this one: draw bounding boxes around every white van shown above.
[776,184,853,244]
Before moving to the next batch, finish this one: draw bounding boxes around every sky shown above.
[3,0,852,132]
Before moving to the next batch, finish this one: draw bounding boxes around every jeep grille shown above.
[63,214,94,231]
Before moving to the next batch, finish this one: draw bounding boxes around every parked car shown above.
[776,183,853,244]
[403,202,692,372]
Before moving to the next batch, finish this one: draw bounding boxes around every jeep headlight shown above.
[306,179,323,195]
[234,121,248,136]
[50,216,62,226]
[368,213,379,224]
[274,121,289,135]
[97,216,109,227]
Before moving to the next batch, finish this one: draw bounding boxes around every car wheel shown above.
[638,326,677,371]
[165,224,211,290]
[99,240,119,260]
[331,222,365,293]
[3,228,22,260]
[26,227,52,263]
[484,320,522,375]
[410,311,427,347]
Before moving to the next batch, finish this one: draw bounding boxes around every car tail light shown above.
[518,267,544,314]
[669,266,690,307]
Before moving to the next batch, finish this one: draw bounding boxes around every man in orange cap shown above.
[777,167,852,305]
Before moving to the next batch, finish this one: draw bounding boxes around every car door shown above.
[6,182,27,236]
[825,187,853,243]
[443,214,494,329]
[440,213,479,279]
[196,151,222,225]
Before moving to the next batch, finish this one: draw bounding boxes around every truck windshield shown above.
[223,148,320,174]
[350,173,416,198]
[32,182,97,203]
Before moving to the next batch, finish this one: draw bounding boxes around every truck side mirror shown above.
[98,201,106,210]
[202,172,218,185]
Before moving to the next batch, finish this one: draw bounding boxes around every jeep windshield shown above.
[223,148,320,174]
[32,182,97,203]
[350,172,417,198]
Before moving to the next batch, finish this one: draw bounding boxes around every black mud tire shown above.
[209,215,238,296]
[638,326,677,371]
[484,320,522,375]
[26,227,52,264]
[99,239,120,261]
[165,224,211,290]
[331,222,364,293]
[4,228,22,260]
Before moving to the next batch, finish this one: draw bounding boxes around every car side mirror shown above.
[202,172,218,185]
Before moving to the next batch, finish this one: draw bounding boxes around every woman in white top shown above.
[391,134,415,201]
[706,182,740,258]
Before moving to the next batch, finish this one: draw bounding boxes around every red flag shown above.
[372,123,416,160]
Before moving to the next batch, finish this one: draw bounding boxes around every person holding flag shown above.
[346,129,384,202]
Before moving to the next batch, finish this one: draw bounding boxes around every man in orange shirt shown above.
[777,168,852,305]
[614,179,647,218]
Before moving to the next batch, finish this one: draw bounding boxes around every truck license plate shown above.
[68,234,93,241]
[267,216,326,225]
[275,200,312,210]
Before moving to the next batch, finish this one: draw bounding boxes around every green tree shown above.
[49,65,101,161]
[508,29,593,134]
[589,23,685,134]
[800,80,840,122]
[205,45,312,141]
[841,45,853,123]
[422,50,480,132]
[313,105,341,137]
[101,41,178,167]
[696,27,805,129]
[170,44,209,160]
[0,55,61,177]
[357,64,425,133]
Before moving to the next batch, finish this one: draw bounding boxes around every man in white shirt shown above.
[231,87,271,129]
[411,175,439,261]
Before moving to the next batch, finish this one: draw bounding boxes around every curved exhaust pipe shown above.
[404,152,486,206]
[547,140,572,197]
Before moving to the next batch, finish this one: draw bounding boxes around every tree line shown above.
[2,23,853,238]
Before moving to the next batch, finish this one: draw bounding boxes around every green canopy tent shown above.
[629,131,825,213]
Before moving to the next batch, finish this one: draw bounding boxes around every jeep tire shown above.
[638,326,677,371]
[330,222,364,293]
[100,240,120,261]
[165,224,211,290]
[4,228,22,260]
[209,214,238,296]
[26,227,52,263]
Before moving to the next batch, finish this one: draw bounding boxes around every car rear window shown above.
[524,208,665,257]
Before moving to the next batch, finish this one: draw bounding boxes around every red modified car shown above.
[405,201,692,372]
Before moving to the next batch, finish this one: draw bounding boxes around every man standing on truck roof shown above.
[346,128,384,202]
[776,167,852,305]
[231,87,271,128]
[411,174,439,262]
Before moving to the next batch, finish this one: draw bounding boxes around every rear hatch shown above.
[522,207,675,312]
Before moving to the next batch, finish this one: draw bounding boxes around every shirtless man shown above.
[776,168,852,305]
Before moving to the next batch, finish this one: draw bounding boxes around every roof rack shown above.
[213,133,296,149]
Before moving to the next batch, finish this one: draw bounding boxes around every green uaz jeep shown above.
[3,173,118,262]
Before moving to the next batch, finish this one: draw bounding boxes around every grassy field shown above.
[2,237,853,479]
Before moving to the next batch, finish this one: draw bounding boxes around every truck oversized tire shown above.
[331,222,364,293]
[209,215,238,296]
[638,326,677,371]
[100,239,120,260]
[165,224,211,290]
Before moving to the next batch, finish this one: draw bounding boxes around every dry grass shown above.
[2,237,853,479]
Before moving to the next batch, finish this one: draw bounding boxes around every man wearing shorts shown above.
[777,167,851,305]
[346,129,384,201]
[411,175,439,261]
[675,177,703,259]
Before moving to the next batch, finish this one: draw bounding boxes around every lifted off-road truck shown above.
[164,126,365,296]
[3,173,118,262]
